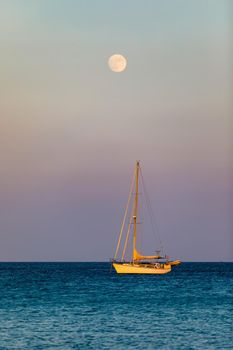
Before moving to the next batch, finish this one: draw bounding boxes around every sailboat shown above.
[112,161,181,274]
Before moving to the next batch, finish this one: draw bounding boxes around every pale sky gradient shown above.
[0,0,232,261]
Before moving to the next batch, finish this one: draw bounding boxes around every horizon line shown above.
[0,261,232,263]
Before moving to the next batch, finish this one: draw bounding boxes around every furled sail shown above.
[133,248,161,261]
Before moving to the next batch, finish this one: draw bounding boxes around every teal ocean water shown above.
[0,263,232,349]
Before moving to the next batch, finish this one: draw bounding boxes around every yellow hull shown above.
[113,263,171,274]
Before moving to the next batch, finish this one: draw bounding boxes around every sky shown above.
[0,0,232,261]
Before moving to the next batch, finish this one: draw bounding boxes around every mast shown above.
[132,161,140,263]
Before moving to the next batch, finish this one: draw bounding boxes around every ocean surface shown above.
[0,263,232,350]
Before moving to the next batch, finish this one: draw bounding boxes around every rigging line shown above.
[138,182,144,252]
[121,202,135,261]
[139,166,165,255]
[141,171,164,254]
[114,168,135,260]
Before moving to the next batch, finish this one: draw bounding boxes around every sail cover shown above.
[133,248,161,261]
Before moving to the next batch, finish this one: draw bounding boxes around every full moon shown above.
[108,54,127,73]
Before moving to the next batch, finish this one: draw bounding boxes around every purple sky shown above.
[0,0,232,261]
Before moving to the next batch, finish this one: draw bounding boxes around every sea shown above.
[0,262,232,350]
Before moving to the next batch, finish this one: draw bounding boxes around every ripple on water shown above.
[0,262,232,349]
